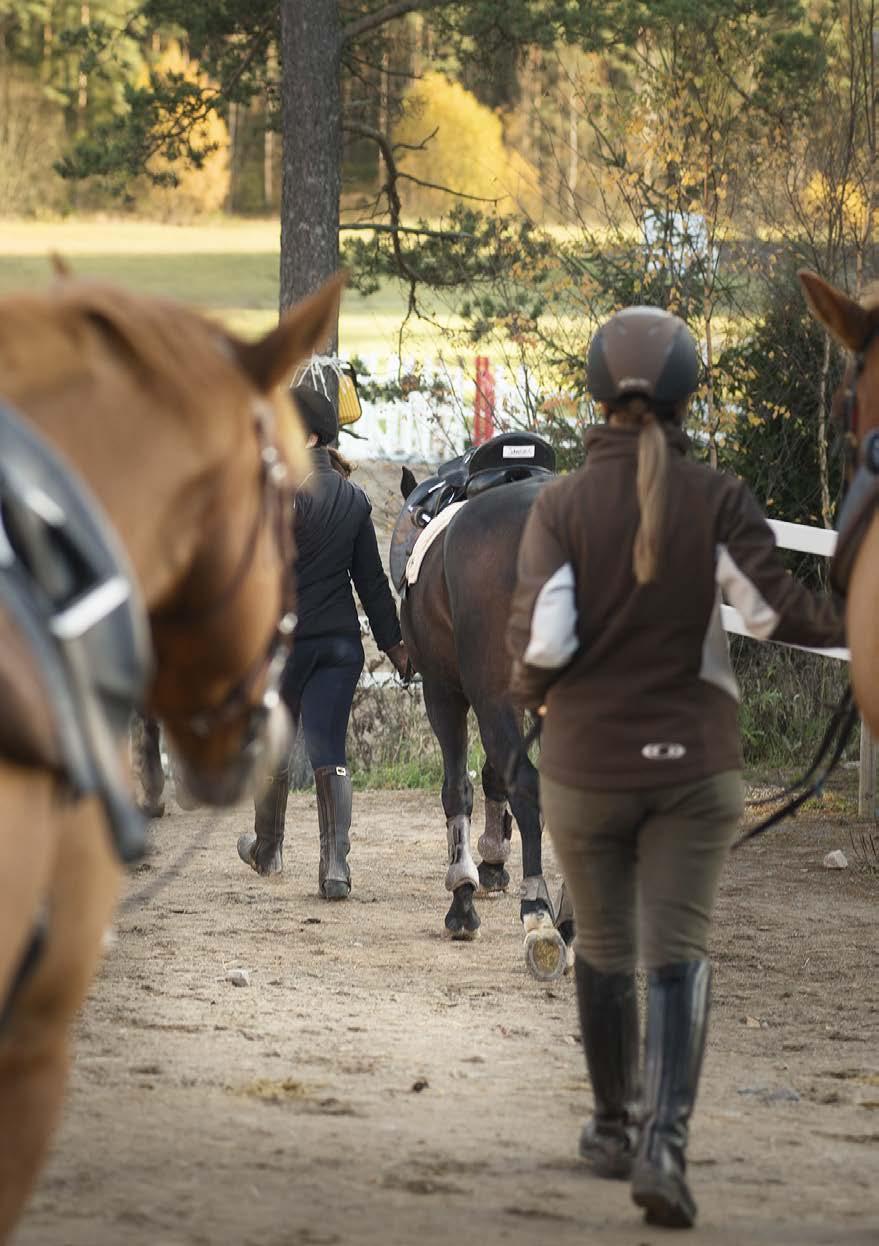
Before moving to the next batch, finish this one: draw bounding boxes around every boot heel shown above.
[632,1161,696,1229]
[579,1123,635,1179]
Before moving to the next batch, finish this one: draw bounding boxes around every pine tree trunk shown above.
[280,0,341,345]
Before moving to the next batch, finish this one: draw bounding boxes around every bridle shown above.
[154,393,298,747]
[839,322,879,476]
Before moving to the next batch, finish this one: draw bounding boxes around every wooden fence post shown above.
[858,719,877,819]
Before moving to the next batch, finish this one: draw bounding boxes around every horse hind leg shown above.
[476,757,512,897]
[424,681,480,940]
[475,707,554,932]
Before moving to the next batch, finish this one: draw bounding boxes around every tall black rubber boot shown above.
[575,957,641,1179]
[237,757,290,876]
[315,765,352,900]
[631,959,712,1229]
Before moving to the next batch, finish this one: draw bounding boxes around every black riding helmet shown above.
[586,306,700,411]
[292,384,339,446]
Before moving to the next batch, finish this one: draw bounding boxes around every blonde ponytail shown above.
[633,412,668,584]
[606,396,671,585]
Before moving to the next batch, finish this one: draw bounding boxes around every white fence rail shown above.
[720,520,849,661]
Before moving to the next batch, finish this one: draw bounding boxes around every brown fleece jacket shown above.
[506,424,844,791]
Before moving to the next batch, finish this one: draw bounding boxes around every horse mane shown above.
[0,279,248,421]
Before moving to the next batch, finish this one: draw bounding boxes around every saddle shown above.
[832,429,879,594]
[390,431,556,593]
[0,400,153,864]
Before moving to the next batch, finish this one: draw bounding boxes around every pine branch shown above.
[340,1,452,47]
[340,223,474,239]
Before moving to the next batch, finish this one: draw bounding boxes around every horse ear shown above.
[799,269,870,351]
[233,273,346,393]
[401,466,418,499]
[50,252,73,279]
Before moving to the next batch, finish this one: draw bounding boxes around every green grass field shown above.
[0,216,464,361]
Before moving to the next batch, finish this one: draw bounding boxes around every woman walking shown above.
[238,384,411,897]
[507,307,843,1228]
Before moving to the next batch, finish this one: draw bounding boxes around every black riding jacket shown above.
[293,448,401,652]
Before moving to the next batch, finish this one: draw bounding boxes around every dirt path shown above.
[15,790,878,1246]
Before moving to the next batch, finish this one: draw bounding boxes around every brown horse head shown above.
[799,269,879,734]
[0,272,343,802]
[799,269,879,447]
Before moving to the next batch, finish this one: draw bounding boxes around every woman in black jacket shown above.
[238,385,411,898]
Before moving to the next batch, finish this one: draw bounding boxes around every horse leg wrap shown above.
[477,799,512,865]
[445,813,480,892]
[520,874,554,932]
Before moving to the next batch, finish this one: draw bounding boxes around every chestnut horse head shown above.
[0,272,343,802]
[800,269,879,733]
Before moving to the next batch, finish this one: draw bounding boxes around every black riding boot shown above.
[315,765,352,900]
[575,957,641,1179]
[237,757,290,876]
[631,959,711,1229]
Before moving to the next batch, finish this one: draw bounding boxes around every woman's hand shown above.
[386,641,415,684]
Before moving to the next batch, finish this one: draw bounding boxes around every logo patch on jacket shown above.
[641,742,687,761]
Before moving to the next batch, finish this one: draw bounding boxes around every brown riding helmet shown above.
[586,306,700,408]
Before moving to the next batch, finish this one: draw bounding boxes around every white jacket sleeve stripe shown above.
[716,544,780,640]
[523,562,579,668]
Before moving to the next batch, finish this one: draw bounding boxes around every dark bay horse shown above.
[0,271,341,1240]
[800,270,879,735]
[398,466,570,961]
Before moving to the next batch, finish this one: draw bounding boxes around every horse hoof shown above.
[476,860,510,897]
[445,883,481,939]
[445,921,481,942]
[237,834,283,877]
[522,908,554,935]
[137,798,165,820]
[174,782,199,811]
[524,928,567,981]
[321,879,350,901]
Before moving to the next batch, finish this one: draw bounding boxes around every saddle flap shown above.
[0,604,62,770]
[0,401,152,857]
[0,401,152,715]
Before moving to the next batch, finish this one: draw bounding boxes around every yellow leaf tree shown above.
[136,42,230,220]
[392,73,537,216]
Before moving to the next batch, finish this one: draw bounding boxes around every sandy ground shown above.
[13,784,878,1246]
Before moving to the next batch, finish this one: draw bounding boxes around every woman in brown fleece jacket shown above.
[506,307,844,1230]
